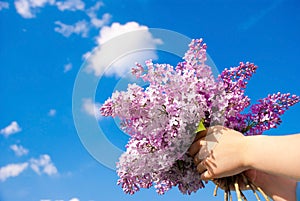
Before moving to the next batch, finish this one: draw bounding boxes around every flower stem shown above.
[224,190,228,201]
[213,182,219,196]
[234,177,243,201]
[228,188,232,201]
[256,186,270,201]
[241,174,261,201]
[240,190,247,201]
[224,178,229,201]
[213,174,270,201]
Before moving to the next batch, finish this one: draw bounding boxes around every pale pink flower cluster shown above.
[100,38,299,195]
[101,39,228,194]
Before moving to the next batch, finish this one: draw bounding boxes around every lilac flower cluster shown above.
[100,38,299,195]
[247,92,300,135]
[219,63,299,135]
[101,39,228,194]
[218,62,257,131]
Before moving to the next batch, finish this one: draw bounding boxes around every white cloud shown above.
[48,109,57,116]
[54,20,89,37]
[0,163,28,182]
[56,0,84,11]
[10,144,29,157]
[69,198,80,201]
[0,1,9,10]
[0,121,21,137]
[82,98,102,120]
[14,0,34,18]
[86,2,110,29]
[64,62,72,73]
[14,0,55,18]
[90,12,111,29]
[54,9,111,38]
[84,21,163,77]
[86,1,103,16]
[30,154,58,176]
[13,0,111,41]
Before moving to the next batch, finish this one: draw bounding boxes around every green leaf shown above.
[195,119,206,133]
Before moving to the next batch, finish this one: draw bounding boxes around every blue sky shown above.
[1,0,300,201]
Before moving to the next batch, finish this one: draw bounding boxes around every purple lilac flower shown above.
[218,62,257,132]
[101,38,229,194]
[100,38,299,195]
[246,92,299,135]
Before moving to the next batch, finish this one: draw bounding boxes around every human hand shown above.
[189,126,297,201]
[188,125,249,180]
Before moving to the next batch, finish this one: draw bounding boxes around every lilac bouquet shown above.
[100,39,299,200]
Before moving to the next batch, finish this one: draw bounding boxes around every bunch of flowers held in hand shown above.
[100,38,299,199]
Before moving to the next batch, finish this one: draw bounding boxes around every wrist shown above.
[250,171,297,201]
[242,135,266,169]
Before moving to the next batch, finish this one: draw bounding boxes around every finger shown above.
[194,149,208,165]
[188,139,207,156]
[193,152,201,165]
[193,129,208,142]
[196,160,207,174]
[200,170,214,180]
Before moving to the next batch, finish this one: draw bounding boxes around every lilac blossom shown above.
[246,92,300,135]
[100,38,299,195]
[218,62,257,132]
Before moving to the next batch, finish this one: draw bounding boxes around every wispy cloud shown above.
[239,0,283,31]
[0,1,9,11]
[0,163,28,182]
[10,144,29,157]
[14,0,85,18]
[0,154,58,182]
[0,121,21,137]
[13,0,111,37]
[14,0,55,18]
[54,20,90,37]
[84,21,162,77]
[54,12,111,38]
[54,1,111,38]
[56,0,84,11]
[48,109,57,117]
[90,12,111,29]
[86,1,103,17]
[82,98,102,120]
[30,154,58,176]
[64,62,72,73]
[69,198,80,201]
[86,2,110,29]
